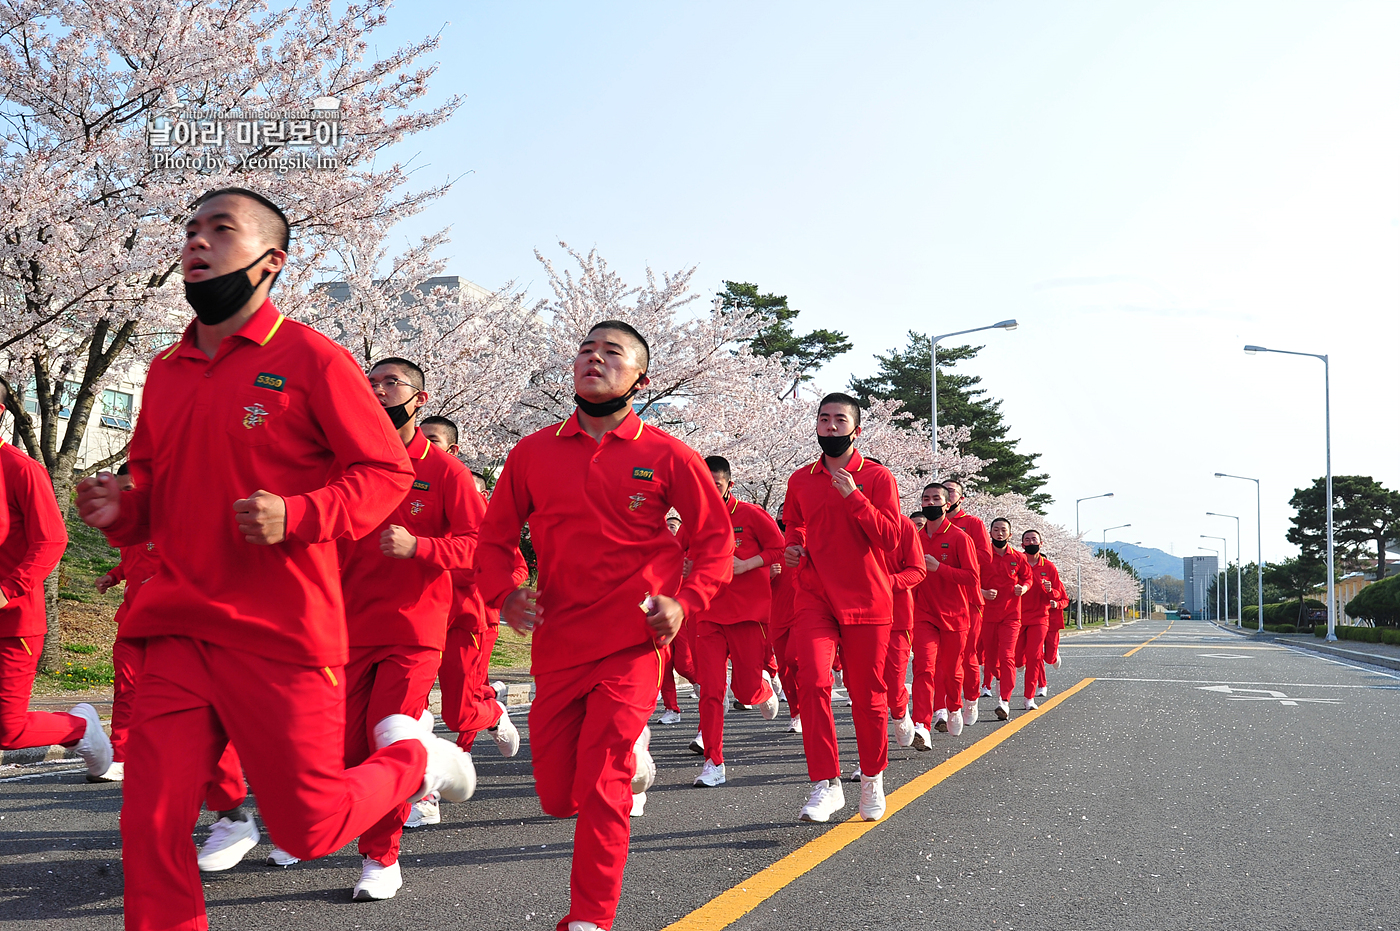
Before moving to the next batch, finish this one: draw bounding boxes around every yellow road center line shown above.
[661,676,1098,931]
[1123,619,1175,657]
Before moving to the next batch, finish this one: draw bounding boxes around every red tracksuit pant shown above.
[1044,628,1061,666]
[440,625,503,751]
[980,618,1022,702]
[770,624,802,723]
[912,621,967,725]
[531,641,660,931]
[792,611,889,783]
[761,624,779,679]
[961,608,984,704]
[696,619,774,766]
[884,628,913,720]
[110,636,144,762]
[122,636,426,931]
[344,643,442,866]
[660,617,698,712]
[0,635,85,750]
[1017,623,1050,698]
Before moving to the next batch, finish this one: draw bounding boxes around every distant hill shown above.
[1095,542,1184,580]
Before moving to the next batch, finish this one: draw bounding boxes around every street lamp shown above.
[1130,555,1151,620]
[929,319,1018,478]
[1243,345,1335,641]
[1216,472,1264,633]
[1108,542,1142,623]
[1202,535,1228,624]
[1207,511,1243,628]
[1076,493,1114,629]
[1197,547,1219,620]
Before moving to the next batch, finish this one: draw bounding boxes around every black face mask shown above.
[384,400,414,430]
[817,432,855,457]
[574,375,645,418]
[1023,544,1040,556]
[921,504,944,522]
[992,538,1008,549]
[184,249,276,325]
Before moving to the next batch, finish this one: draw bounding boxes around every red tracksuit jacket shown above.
[913,518,979,631]
[0,442,67,638]
[1021,553,1066,625]
[700,498,784,625]
[981,543,1032,624]
[885,516,927,632]
[341,429,481,650]
[946,507,992,608]
[475,409,734,676]
[105,300,414,667]
[781,449,903,624]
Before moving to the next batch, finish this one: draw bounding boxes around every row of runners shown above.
[0,187,1069,931]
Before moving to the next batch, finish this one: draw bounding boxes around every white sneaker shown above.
[911,725,932,751]
[772,675,786,703]
[417,708,434,732]
[632,726,656,795]
[893,713,915,748]
[630,791,647,817]
[1036,686,1048,697]
[404,792,440,828]
[197,814,259,872]
[491,680,507,702]
[849,763,864,781]
[859,771,886,821]
[352,857,402,901]
[962,704,978,726]
[88,760,124,783]
[688,730,705,755]
[995,700,1010,720]
[798,778,846,823]
[756,688,780,721]
[1051,655,1062,671]
[694,759,727,787]
[658,708,683,725]
[933,709,949,733]
[568,921,602,931]
[374,714,476,803]
[267,845,301,867]
[1023,697,1039,711]
[70,704,112,778]
[787,715,802,735]
[948,711,964,737]
[490,702,520,757]
[979,685,993,698]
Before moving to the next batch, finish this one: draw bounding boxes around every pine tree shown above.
[717,281,851,394]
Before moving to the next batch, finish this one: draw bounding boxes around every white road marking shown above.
[1196,685,1341,704]
[0,767,86,783]
[1199,653,1249,659]
[1097,677,1400,690]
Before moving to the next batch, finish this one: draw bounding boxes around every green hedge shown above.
[1346,574,1400,626]
[1243,600,1325,628]
[1313,624,1400,645]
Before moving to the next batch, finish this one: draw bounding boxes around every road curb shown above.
[1269,637,1400,673]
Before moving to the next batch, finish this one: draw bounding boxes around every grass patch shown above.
[490,629,532,671]
[64,643,98,655]
[43,660,115,690]
[57,512,123,610]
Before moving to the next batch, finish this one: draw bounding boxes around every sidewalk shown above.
[1211,621,1400,673]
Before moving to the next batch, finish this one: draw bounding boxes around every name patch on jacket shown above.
[254,372,286,391]
[632,467,655,481]
[412,480,431,491]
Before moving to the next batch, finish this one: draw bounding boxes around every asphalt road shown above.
[4,617,1399,930]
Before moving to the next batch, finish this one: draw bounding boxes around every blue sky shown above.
[374,1,1400,567]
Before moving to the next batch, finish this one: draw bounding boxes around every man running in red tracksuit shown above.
[877,514,926,758]
[782,392,903,824]
[979,517,1032,720]
[910,483,979,748]
[942,479,992,728]
[334,357,485,900]
[76,188,472,931]
[693,456,784,788]
[1041,586,1070,694]
[768,537,802,735]
[92,464,160,783]
[0,430,109,775]
[1016,529,1066,710]
[475,320,733,931]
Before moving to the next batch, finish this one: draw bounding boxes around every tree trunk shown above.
[1378,534,1388,580]
[39,468,76,674]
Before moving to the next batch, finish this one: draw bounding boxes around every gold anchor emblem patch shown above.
[242,403,269,429]
[628,493,647,511]
[410,499,426,516]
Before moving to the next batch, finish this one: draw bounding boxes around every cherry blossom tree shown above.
[0,0,461,670]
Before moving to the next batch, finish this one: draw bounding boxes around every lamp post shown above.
[1099,524,1132,625]
[1216,473,1263,633]
[1130,555,1151,620]
[1198,547,1219,620]
[1202,534,1228,624]
[1244,345,1335,641]
[1076,493,1114,629]
[1207,512,1243,627]
[929,319,1018,478]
